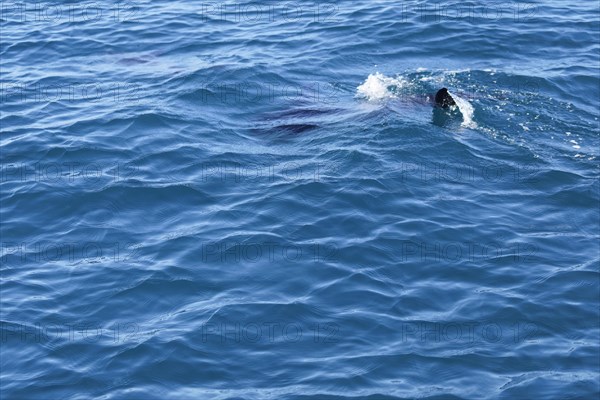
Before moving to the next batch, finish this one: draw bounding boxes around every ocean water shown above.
[1,1,599,399]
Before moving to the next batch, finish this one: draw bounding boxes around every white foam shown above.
[449,91,477,128]
[356,73,406,101]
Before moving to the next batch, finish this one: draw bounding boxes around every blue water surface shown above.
[1,1,599,399]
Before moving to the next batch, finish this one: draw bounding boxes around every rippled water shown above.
[1,1,599,399]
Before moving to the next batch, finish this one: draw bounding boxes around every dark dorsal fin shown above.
[435,88,456,108]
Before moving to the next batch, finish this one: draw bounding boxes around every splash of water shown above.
[356,73,408,101]
[449,91,477,128]
[357,74,478,129]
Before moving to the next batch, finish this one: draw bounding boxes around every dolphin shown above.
[434,88,456,108]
